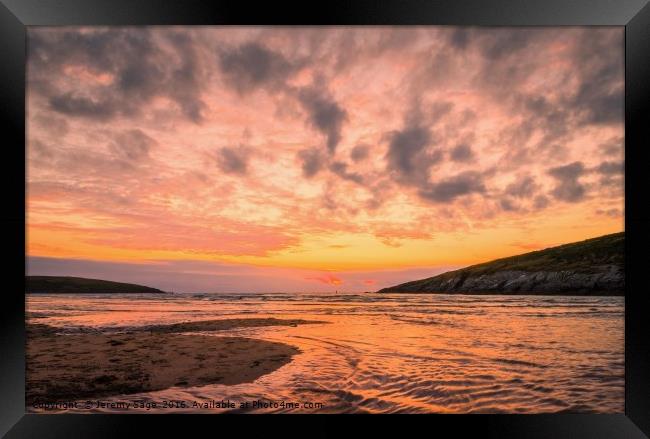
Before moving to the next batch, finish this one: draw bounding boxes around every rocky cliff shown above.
[377,232,624,295]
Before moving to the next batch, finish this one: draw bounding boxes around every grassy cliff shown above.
[26,276,167,294]
[377,232,624,295]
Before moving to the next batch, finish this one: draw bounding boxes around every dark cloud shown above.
[505,176,537,199]
[442,29,544,82]
[29,28,207,123]
[497,94,572,169]
[218,42,294,94]
[449,29,469,50]
[548,161,586,202]
[598,137,623,156]
[218,42,349,155]
[350,144,370,162]
[164,32,206,123]
[472,28,622,171]
[329,161,364,185]
[108,129,157,161]
[324,28,422,74]
[499,198,518,212]
[297,147,325,178]
[298,87,348,154]
[29,29,121,75]
[49,93,117,120]
[479,28,544,59]
[216,146,249,175]
[418,171,486,203]
[520,95,569,143]
[597,170,624,197]
[449,144,473,162]
[571,29,624,126]
[218,44,347,154]
[503,29,622,137]
[595,160,624,175]
[385,126,441,186]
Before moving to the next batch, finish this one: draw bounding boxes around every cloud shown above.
[418,171,486,203]
[384,104,491,206]
[297,147,325,178]
[218,42,350,156]
[520,95,570,142]
[218,43,348,155]
[163,32,206,123]
[27,27,624,278]
[385,125,440,185]
[595,208,622,218]
[108,129,157,162]
[596,167,624,198]
[373,226,434,247]
[29,139,55,161]
[595,160,624,175]
[571,29,624,126]
[499,198,518,212]
[478,28,544,60]
[329,161,364,185]
[49,93,118,120]
[465,28,622,174]
[449,144,473,162]
[548,161,586,202]
[598,137,623,156]
[86,219,298,257]
[29,28,207,123]
[216,146,249,175]
[218,42,295,94]
[297,86,348,153]
[350,144,370,162]
[449,28,470,50]
[31,112,70,138]
[29,135,158,180]
[306,273,343,286]
[533,195,550,209]
[505,176,537,199]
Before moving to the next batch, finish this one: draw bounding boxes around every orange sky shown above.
[26,27,624,292]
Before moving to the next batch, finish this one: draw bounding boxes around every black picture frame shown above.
[1,1,649,437]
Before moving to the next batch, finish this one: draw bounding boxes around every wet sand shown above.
[26,294,624,413]
[26,318,323,406]
[142,317,322,333]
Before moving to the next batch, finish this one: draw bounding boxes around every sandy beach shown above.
[26,294,624,413]
[26,318,322,407]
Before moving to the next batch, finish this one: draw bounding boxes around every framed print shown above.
[1,0,649,437]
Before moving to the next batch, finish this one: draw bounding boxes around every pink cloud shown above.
[306,274,343,286]
[26,27,624,277]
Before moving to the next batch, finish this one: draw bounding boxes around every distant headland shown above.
[25,276,167,294]
[377,232,624,296]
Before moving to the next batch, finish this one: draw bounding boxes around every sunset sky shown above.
[26,27,624,292]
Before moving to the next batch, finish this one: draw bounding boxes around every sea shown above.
[26,292,624,413]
